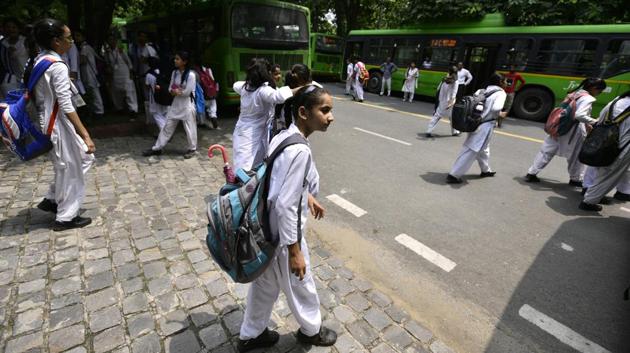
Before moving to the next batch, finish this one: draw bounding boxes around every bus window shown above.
[535,39,599,75]
[316,35,343,54]
[347,41,364,60]
[506,38,532,70]
[421,39,458,69]
[601,40,630,78]
[394,39,419,66]
[231,3,308,46]
[367,38,394,64]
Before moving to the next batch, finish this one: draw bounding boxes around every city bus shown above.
[345,14,630,121]
[310,33,344,80]
[125,0,311,105]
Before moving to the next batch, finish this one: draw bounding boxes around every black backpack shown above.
[147,69,174,106]
[451,89,501,132]
[578,99,630,167]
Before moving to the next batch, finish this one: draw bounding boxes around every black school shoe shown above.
[614,191,630,202]
[480,171,496,178]
[142,149,162,157]
[183,150,197,159]
[37,198,57,213]
[53,216,92,231]
[578,202,602,212]
[446,174,463,184]
[568,179,583,187]
[524,173,540,183]
[296,326,337,347]
[237,328,279,353]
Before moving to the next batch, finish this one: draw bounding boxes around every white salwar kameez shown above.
[232,81,292,171]
[151,70,197,152]
[345,63,353,94]
[144,70,168,130]
[79,42,104,114]
[104,48,137,113]
[427,80,459,135]
[450,86,506,178]
[402,67,418,102]
[583,97,630,204]
[240,124,322,340]
[33,51,94,222]
[351,62,364,101]
[527,90,597,181]
[0,35,28,97]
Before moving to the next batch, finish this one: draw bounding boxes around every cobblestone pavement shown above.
[0,131,457,353]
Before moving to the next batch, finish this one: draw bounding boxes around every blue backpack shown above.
[206,134,309,283]
[0,56,61,161]
[194,81,206,124]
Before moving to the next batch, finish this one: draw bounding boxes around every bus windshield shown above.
[316,36,343,54]
[231,4,308,47]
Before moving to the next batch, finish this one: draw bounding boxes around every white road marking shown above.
[353,127,412,146]
[326,194,367,217]
[621,207,630,213]
[394,234,457,272]
[518,304,612,353]
[560,243,574,252]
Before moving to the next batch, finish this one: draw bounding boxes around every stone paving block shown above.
[206,279,229,298]
[50,292,82,310]
[17,264,47,283]
[110,239,132,252]
[364,307,394,331]
[83,237,107,250]
[49,324,85,353]
[179,287,209,309]
[169,262,192,277]
[314,265,336,282]
[430,340,456,353]
[385,306,410,324]
[192,260,214,274]
[0,270,14,286]
[5,331,43,353]
[213,294,239,315]
[327,257,344,269]
[383,325,414,351]
[405,343,431,353]
[148,277,173,296]
[18,278,45,295]
[189,304,217,327]
[164,329,201,353]
[368,289,393,308]
[116,262,142,280]
[405,320,433,344]
[174,273,198,290]
[186,249,208,264]
[84,258,113,276]
[49,303,83,331]
[127,312,156,338]
[232,283,249,301]
[143,261,167,279]
[317,288,339,310]
[16,291,45,312]
[138,248,163,263]
[87,248,109,260]
[346,292,370,313]
[351,278,374,293]
[54,247,79,264]
[51,276,81,297]
[93,326,126,353]
[112,250,135,266]
[21,252,48,267]
[86,287,118,312]
[338,267,354,280]
[333,333,362,352]
[55,235,78,250]
[90,305,123,333]
[50,261,80,280]
[158,309,189,336]
[155,292,180,315]
[131,332,161,353]
[199,323,228,350]
[86,270,114,292]
[134,237,158,251]
[222,309,244,336]
[347,320,380,347]
[122,277,145,295]
[329,278,355,297]
[333,305,357,324]
[64,347,88,353]
[13,307,43,335]
[123,292,150,314]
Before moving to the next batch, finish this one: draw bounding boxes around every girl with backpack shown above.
[446,73,507,184]
[29,18,95,231]
[525,77,606,186]
[580,90,630,211]
[426,65,460,137]
[144,56,168,131]
[238,85,336,352]
[143,51,198,159]
[231,58,300,171]
[402,61,419,102]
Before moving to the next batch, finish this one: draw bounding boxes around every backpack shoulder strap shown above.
[27,57,60,92]
[612,103,630,125]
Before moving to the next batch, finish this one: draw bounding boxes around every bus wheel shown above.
[513,87,553,122]
[366,72,382,93]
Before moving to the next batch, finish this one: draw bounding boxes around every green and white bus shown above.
[310,33,344,80]
[346,14,630,121]
[125,0,311,105]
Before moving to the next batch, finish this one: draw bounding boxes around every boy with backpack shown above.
[351,56,366,102]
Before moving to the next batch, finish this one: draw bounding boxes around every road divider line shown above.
[560,243,574,252]
[335,95,545,144]
[353,127,412,146]
[394,234,457,272]
[326,194,367,217]
[621,207,630,213]
[518,304,612,353]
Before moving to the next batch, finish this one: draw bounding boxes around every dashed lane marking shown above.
[353,127,412,146]
[519,304,612,353]
[394,234,457,272]
[334,96,545,144]
[621,207,630,213]
[560,243,574,252]
[326,194,367,218]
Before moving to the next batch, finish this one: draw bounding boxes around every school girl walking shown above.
[426,65,460,137]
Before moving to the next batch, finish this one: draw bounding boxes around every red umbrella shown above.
[208,144,236,184]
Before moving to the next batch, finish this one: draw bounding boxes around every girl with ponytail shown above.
[580,89,630,211]
[30,18,95,231]
[525,77,606,186]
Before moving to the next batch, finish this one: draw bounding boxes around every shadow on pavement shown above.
[483,216,630,353]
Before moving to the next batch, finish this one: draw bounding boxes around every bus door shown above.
[464,44,500,94]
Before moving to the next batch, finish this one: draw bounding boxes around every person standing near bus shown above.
[104,34,137,115]
[402,61,418,102]
[130,31,158,116]
[351,56,365,102]
[143,51,198,159]
[426,66,459,137]
[379,56,397,97]
[456,62,473,99]
[74,30,104,118]
[345,58,353,95]
[446,73,507,184]
[525,78,606,186]
[0,18,28,98]
[498,65,525,127]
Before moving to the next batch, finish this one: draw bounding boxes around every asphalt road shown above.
[300,83,630,353]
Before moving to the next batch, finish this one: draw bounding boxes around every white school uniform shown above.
[104,48,137,113]
[402,67,418,93]
[33,51,94,222]
[583,97,630,203]
[240,123,321,340]
[144,70,168,130]
[151,69,197,152]
[0,35,28,96]
[345,63,353,94]
[457,68,473,86]
[201,67,218,120]
[527,89,597,181]
[61,44,85,95]
[79,42,104,114]
[351,62,365,101]
[232,81,292,170]
[427,80,459,135]
[450,86,506,178]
